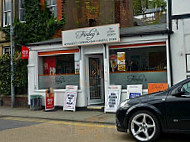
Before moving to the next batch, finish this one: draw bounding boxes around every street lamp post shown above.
[10,0,15,107]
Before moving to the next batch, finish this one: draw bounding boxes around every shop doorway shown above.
[86,54,104,105]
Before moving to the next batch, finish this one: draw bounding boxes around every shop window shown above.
[109,45,167,89]
[38,53,80,89]
[3,0,11,27]
[46,0,57,17]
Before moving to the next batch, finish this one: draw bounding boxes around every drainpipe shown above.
[167,0,173,86]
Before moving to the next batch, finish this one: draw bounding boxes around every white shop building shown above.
[28,23,172,108]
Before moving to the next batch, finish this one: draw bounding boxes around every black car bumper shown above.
[116,107,128,132]
[116,118,127,132]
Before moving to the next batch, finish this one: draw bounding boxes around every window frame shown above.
[46,0,57,18]
[3,0,12,27]
[19,0,25,22]
[2,46,11,54]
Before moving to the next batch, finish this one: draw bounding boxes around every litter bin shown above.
[30,95,42,110]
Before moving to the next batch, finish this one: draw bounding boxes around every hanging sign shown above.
[127,85,143,99]
[62,24,120,47]
[148,83,168,94]
[21,46,29,59]
[105,85,121,113]
[63,85,78,112]
[45,88,55,111]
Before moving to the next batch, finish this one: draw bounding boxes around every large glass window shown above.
[109,45,167,89]
[3,0,11,26]
[38,53,80,89]
[19,0,25,22]
[46,0,57,17]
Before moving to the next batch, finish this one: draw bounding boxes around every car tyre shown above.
[128,110,160,142]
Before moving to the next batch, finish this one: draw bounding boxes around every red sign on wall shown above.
[21,46,29,59]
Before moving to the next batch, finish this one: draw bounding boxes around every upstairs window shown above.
[2,46,11,55]
[46,0,57,17]
[19,0,25,22]
[3,0,11,27]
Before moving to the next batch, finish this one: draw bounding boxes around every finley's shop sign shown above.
[62,24,120,47]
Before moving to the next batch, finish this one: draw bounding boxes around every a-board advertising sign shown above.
[127,85,143,99]
[63,85,78,112]
[45,88,55,111]
[105,85,121,113]
[148,83,168,94]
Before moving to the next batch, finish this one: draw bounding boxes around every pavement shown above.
[0,106,116,125]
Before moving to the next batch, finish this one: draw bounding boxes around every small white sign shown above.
[105,85,121,113]
[63,85,78,112]
[62,24,120,47]
[127,85,143,99]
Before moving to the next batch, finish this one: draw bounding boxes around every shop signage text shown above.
[62,24,120,47]
[105,85,121,113]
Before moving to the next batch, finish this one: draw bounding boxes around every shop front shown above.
[28,24,170,108]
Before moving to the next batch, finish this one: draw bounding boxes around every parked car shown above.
[116,78,190,142]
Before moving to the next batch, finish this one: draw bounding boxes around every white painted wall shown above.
[172,0,190,15]
[170,0,190,84]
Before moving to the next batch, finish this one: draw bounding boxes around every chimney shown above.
[115,0,134,28]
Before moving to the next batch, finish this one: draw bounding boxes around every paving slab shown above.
[0,106,116,125]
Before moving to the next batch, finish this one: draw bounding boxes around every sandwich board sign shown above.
[63,85,78,112]
[105,85,121,113]
[127,85,143,99]
[45,88,55,111]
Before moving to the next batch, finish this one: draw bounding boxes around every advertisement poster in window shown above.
[43,57,56,75]
[45,88,55,111]
[110,54,117,72]
[127,85,143,99]
[105,85,121,113]
[117,52,125,71]
[186,54,190,72]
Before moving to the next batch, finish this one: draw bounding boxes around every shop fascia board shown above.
[107,34,168,47]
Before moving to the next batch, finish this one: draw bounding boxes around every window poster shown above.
[105,85,121,113]
[43,57,56,75]
[110,54,117,72]
[117,52,125,71]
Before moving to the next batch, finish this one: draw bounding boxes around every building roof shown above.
[28,24,169,46]
[120,23,169,37]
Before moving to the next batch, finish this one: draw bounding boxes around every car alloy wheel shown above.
[129,110,160,142]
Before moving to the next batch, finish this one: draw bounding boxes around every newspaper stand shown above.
[127,85,143,99]
[104,85,121,113]
[45,88,55,111]
[63,85,78,112]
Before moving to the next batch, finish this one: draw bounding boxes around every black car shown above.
[116,78,190,142]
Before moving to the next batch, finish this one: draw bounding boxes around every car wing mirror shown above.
[172,87,185,97]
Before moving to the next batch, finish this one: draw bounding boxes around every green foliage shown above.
[13,0,65,50]
[0,52,27,95]
[133,0,167,16]
[0,0,65,95]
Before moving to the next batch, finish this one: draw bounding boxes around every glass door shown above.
[87,55,104,105]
